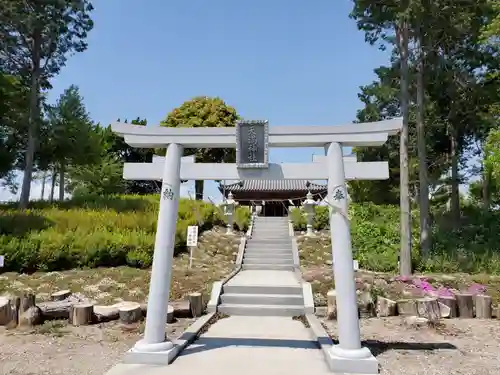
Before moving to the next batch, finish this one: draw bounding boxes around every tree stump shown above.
[8,296,20,328]
[50,290,71,301]
[474,294,492,319]
[0,297,12,325]
[358,291,375,318]
[118,303,142,325]
[438,302,451,318]
[188,293,203,318]
[167,305,174,323]
[455,293,474,318]
[93,305,119,323]
[19,293,35,317]
[397,299,418,316]
[416,297,441,323]
[18,306,42,327]
[376,296,397,317]
[438,296,457,318]
[69,303,94,326]
[326,290,337,320]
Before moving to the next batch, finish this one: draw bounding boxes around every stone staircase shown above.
[242,216,295,271]
[217,216,305,316]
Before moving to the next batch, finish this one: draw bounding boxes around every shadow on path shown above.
[178,335,458,359]
[179,337,319,357]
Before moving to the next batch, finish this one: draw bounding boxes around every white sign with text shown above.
[186,226,199,247]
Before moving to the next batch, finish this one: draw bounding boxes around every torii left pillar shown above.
[125,143,183,364]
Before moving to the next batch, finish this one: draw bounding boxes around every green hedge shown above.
[291,203,500,274]
[0,195,250,273]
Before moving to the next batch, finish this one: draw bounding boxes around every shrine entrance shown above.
[112,118,401,373]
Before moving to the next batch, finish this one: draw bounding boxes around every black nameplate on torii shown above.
[236,120,269,169]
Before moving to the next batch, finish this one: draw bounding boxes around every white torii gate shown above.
[112,118,401,372]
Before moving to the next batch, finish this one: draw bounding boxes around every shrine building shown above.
[218,180,327,217]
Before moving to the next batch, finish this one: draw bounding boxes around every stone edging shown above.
[304,313,336,371]
[122,312,216,365]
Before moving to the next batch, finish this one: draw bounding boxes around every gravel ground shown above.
[0,318,193,375]
[1,316,499,374]
[323,317,500,375]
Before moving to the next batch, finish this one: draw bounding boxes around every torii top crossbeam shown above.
[111,118,402,148]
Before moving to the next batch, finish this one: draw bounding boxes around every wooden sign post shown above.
[186,226,199,269]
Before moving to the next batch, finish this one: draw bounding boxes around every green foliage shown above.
[485,127,500,183]
[160,96,240,199]
[0,196,250,273]
[292,203,500,274]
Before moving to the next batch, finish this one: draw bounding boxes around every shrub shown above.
[292,202,500,274]
[0,195,250,273]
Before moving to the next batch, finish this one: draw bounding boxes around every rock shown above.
[326,290,337,320]
[373,279,388,288]
[358,291,375,318]
[315,306,327,317]
[397,299,418,316]
[50,290,72,301]
[325,260,333,266]
[404,316,429,328]
[18,306,42,327]
[376,297,397,317]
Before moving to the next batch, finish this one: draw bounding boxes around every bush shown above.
[0,195,250,273]
[292,202,500,274]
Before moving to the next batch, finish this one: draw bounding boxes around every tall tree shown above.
[161,97,240,200]
[0,0,94,208]
[45,85,99,200]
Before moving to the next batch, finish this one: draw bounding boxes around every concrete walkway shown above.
[226,269,300,287]
[106,316,332,375]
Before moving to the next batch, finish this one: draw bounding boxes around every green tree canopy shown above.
[161,96,240,199]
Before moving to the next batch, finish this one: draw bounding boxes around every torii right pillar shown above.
[326,142,379,374]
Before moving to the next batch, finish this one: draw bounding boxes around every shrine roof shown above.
[219,180,327,193]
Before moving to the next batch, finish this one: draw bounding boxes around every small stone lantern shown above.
[302,191,317,237]
[222,191,238,234]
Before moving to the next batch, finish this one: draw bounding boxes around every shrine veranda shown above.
[111,118,402,373]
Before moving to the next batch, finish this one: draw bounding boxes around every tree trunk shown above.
[482,166,491,210]
[19,33,42,209]
[49,168,57,203]
[450,125,460,226]
[41,171,47,200]
[416,28,431,257]
[397,21,412,276]
[195,180,204,200]
[59,162,65,201]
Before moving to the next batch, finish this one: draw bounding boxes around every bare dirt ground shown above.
[0,318,194,375]
[323,317,500,375]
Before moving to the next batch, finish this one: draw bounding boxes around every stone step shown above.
[242,264,295,271]
[243,258,294,265]
[248,238,291,243]
[245,245,292,251]
[244,252,293,259]
[220,293,304,306]
[218,303,304,316]
[222,284,302,295]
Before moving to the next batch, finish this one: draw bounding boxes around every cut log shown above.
[455,293,474,318]
[18,306,42,327]
[19,293,35,317]
[170,300,190,318]
[0,297,12,325]
[416,297,440,323]
[376,296,397,317]
[118,303,142,324]
[495,304,500,319]
[8,296,20,327]
[474,294,492,319]
[326,290,337,320]
[38,294,88,320]
[397,299,418,316]
[93,305,119,323]
[50,290,71,301]
[438,296,457,318]
[167,305,174,324]
[358,291,375,318]
[188,293,203,318]
[69,303,94,326]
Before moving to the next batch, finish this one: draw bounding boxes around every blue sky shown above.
[0,0,391,202]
